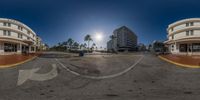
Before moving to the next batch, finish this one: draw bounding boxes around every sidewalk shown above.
[159,54,200,68]
[0,53,39,68]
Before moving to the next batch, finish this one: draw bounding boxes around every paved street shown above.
[0,52,200,100]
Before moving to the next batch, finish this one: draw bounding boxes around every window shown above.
[186,31,189,36]
[8,31,11,36]
[190,22,194,26]
[171,28,174,32]
[172,35,174,39]
[192,43,200,52]
[3,22,11,27]
[18,26,23,31]
[18,33,22,39]
[3,30,6,36]
[3,30,11,36]
[3,22,6,26]
[186,23,189,27]
[190,30,194,35]
[8,23,11,27]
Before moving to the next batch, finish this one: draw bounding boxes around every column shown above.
[17,43,22,54]
[0,42,4,54]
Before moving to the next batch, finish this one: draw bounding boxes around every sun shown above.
[95,32,103,41]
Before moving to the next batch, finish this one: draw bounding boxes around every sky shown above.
[1,0,200,47]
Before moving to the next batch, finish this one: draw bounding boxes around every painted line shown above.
[158,56,200,68]
[0,56,37,69]
[55,55,144,79]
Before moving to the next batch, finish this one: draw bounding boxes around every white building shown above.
[107,26,137,52]
[0,18,37,55]
[165,18,200,55]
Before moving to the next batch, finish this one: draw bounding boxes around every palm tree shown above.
[80,44,84,50]
[67,38,74,50]
[92,43,96,51]
[83,43,87,50]
[84,34,92,51]
[73,42,79,49]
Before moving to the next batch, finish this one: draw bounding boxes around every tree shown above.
[67,38,74,50]
[80,44,84,50]
[84,34,92,51]
[73,42,79,49]
[83,43,87,50]
[92,43,96,51]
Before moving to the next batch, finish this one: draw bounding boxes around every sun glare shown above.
[95,32,103,41]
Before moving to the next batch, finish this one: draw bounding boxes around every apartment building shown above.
[165,18,200,55]
[0,18,38,55]
[107,26,137,52]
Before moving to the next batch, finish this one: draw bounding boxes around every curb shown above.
[158,56,200,68]
[0,56,37,69]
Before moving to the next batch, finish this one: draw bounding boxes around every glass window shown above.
[192,43,200,52]
[190,22,194,26]
[186,31,189,36]
[8,23,11,27]
[190,30,194,35]
[3,22,6,26]
[8,31,11,36]
[186,23,189,27]
[18,33,22,39]
[3,30,6,36]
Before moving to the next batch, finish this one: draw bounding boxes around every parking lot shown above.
[0,52,200,100]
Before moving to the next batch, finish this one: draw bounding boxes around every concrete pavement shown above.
[0,52,200,100]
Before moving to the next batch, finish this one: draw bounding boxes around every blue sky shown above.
[1,0,200,47]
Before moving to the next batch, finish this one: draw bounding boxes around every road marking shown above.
[17,64,58,86]
[55,55,144,79]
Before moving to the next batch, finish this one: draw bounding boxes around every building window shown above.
[171,28,174,32]
[3,22,11,27]
[8,31,11,36]
[186,31,189,36]
[3,30,11,36]
[18,33,22,39]
[3,22,6,26]
[3,30,6,36]
[190,30,194,35]
[8,23,11,27]
[18,26,23,31]
[192,43,200,52]
[190,22,194,26]
[186,23,189,27]
[172,35,174,39]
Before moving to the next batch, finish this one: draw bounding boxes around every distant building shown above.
[36,36,42,51]
[107,26,137,52]
[107,40,113,51]
[164,18,200,55]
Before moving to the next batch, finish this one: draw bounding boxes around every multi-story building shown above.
[36,36,42,51]
[107,26,137,51]
[165,18,200,55]
[0,18,37,55]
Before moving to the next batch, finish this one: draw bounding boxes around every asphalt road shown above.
[0,51,200,100]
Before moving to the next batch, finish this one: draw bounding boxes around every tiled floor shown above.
[160,54,200,66]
